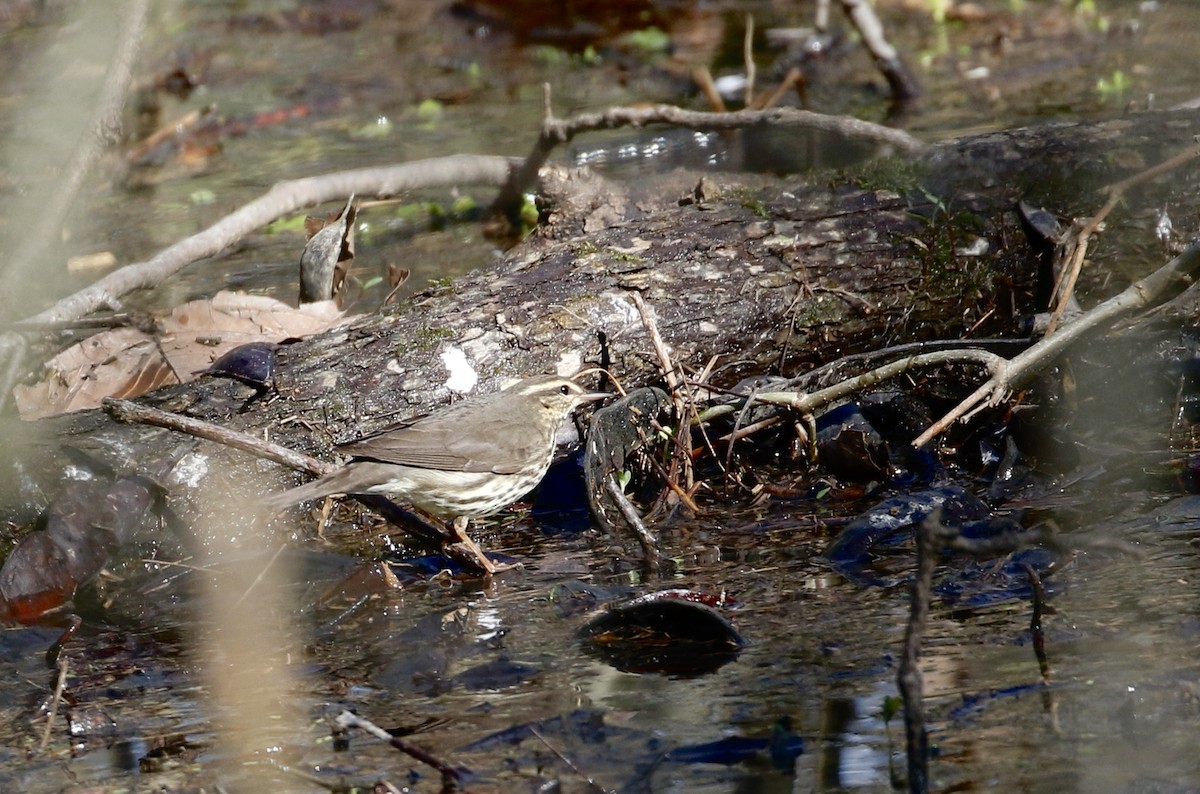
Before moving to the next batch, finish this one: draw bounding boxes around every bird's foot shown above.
[447,517,521,575]
[445,539,522,575]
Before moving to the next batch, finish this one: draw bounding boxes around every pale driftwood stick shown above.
[748,348,1008,415]
[22,155,518,328]
[913,241,1200,447]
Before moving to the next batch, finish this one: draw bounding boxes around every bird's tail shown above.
[259,475,338,514]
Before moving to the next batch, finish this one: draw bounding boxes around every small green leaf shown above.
[265,213,308,234]
[451,195,477,215]
[881,695,902,725]
[415,98,443,125]
[621,26,670,54]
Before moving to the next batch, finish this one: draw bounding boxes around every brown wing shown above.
[337,411,544,474]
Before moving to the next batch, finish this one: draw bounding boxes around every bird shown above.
[262,374,608,573]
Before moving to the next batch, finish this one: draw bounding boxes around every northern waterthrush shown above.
[263,374,608,572]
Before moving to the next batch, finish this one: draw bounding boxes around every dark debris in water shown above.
[578,590,745,676]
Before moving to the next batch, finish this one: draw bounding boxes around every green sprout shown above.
[1096,70,1131,103]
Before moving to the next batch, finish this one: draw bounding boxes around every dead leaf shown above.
[13,291,348,420]
[300,196,356,305]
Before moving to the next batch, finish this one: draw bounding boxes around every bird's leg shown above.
[446,516,520,575]
[446,516,494,574]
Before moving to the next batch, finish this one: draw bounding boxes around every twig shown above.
[914,241,1200,447]
[631,291,696,496]
[606,475,659,567]
[692,66,727,113]
[19,155,517,329]
[333,710,463,783]
[751,348,1007,417]
[102,397,332,476]
[743,14,756,109]
[38,657,70,753]
[630,292,680,394]
[753,67,804,112]
[528,726,610,794]
[1045,139,1200,335]
[1023,563,1051,684]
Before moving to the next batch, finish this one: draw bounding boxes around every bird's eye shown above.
[559,384,571,395]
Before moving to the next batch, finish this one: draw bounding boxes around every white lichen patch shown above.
[440,346,478,393]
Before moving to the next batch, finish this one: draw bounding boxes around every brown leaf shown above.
[13,291,348,420]
[13,328,178,420]
[299,197,356,304]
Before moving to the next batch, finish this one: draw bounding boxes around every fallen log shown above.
[7,108,1200,518]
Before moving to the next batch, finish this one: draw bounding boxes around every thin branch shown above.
[528,725,609,794]
[752,348,1007,416]
[606,475,659,568]
[22,155,518,328]
[1045,139,1200,335]
[914,241,1200,447]
[38,657,70,753]
[743,14,756,109]
[334,710,463,783]
[102,397,332,477]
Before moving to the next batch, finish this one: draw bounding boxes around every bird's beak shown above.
[580,391,611,404]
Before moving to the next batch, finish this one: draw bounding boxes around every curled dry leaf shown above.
[13,290,348,420]
[300,197,356,305]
